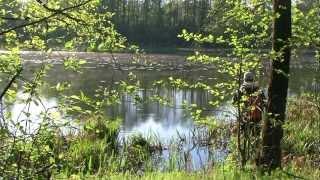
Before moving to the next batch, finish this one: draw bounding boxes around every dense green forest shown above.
[1,0,317,48]
[1,0,212,47]
[0,0,319,179]
[102,0,211,46]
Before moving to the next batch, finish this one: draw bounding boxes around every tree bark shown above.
[258,0,291,169]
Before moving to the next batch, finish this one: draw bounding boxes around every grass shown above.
[57,165,320,179]
[282,94,320,166]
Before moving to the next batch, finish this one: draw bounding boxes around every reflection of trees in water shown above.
[118,88,211,130]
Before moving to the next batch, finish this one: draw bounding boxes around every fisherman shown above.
[233,71,265,135]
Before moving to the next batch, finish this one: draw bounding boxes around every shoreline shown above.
[0,49,317,66]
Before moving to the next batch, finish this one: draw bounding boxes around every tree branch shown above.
[35,0,88,24]
[0,68,23,101]
[0,0,93,36]
[0,16,29,21]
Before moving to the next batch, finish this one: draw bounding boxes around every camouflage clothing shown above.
[233,74,265,135]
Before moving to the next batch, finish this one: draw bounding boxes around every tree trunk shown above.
[258,0,291,169]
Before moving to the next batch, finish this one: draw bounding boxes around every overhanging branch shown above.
[35,0,88,24]
[0,0,93,36]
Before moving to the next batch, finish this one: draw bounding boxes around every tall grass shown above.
[281,94,320,176]
[53,116,122,177]
[283,94,320,155]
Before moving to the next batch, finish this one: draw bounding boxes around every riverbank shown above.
[51,94,319,179]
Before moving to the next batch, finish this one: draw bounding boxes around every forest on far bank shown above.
[1,0,316,49]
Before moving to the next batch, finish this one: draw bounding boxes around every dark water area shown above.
[1,52,319,170]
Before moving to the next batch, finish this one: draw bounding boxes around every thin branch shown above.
[0,16,29,21]
[0,68,23,101]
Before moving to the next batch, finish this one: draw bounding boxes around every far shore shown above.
[0,48,317,65]
[0,47,317,55]
[0,50,187,64]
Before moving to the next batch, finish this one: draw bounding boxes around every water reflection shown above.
[4,93,58,135]
[119,90,197,142]
[5,92,78,136]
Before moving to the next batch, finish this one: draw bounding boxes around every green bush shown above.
[0,126,65,179]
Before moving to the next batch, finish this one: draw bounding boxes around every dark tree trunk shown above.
[258,0,291,169]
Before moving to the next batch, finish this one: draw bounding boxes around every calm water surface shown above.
[1,52,319,170]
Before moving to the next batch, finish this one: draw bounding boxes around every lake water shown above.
[1,52,319,170]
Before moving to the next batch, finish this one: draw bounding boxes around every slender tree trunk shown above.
[258,0,291,169]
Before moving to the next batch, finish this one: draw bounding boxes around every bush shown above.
[0,126,65,179]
